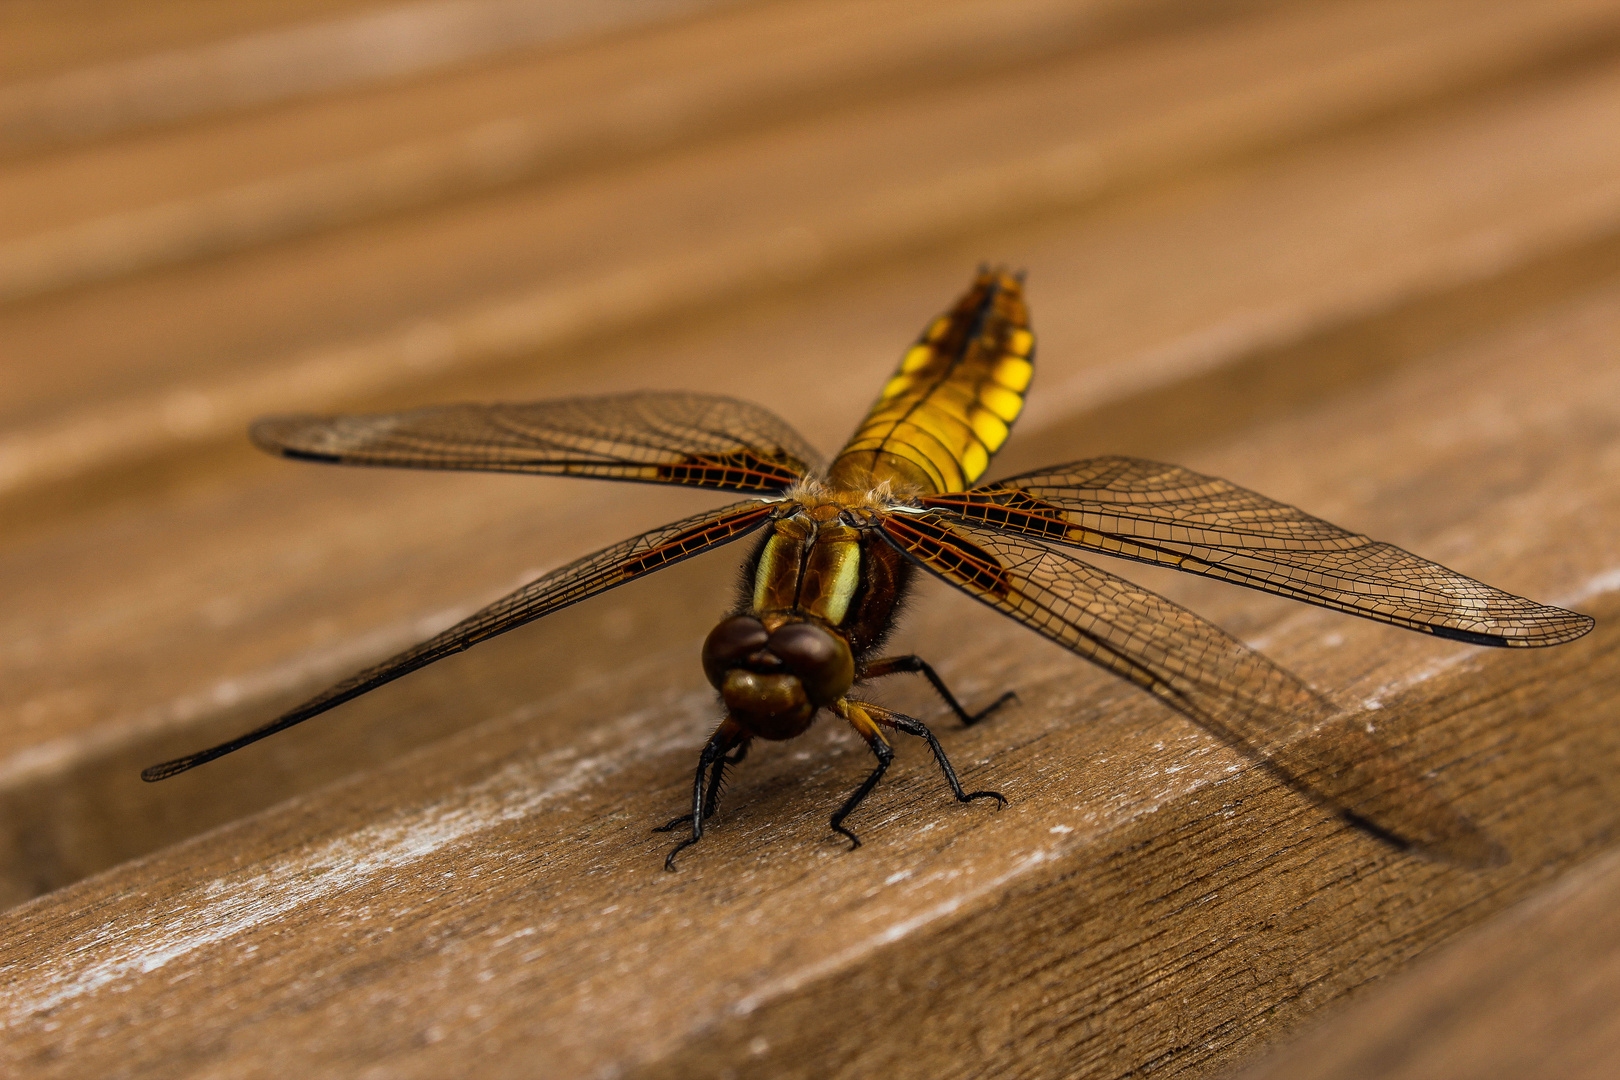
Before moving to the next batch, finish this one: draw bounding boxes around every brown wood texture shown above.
[1231,843,1620,1080]
[2,1,1619,1077]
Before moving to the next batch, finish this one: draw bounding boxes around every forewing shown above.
[922,456,1591,647]
[252,392,821,494]
[879,508,1503,866]
[143,499,779,780]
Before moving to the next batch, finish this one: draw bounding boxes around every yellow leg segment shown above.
[828,700,895,849]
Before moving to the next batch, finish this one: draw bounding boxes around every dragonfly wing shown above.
[252,392,821,494]
[879,508,1504,867]
[143,499,779,780]
[923,456,1592,647]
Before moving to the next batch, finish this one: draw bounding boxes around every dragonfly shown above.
[144,269,1593,870]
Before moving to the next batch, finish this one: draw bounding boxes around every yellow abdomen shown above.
[826,269,1033,496]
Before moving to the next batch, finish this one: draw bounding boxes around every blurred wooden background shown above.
[1,1,1618,1077]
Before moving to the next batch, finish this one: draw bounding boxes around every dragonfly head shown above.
[702,614,854,740]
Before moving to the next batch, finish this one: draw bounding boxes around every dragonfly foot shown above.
[664,835,700,871]
[966,690,1019,726]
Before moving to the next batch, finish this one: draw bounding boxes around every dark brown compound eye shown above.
[767,622,838,674]
[701,615,768,688]
[766,622,854,706]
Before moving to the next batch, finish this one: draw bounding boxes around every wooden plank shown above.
[0,0,733,154]
[1,254,1615,1079]
[0,0,1160,241]
[1233,845,1620,1080]
[5,1,1620,900]
[5,31,1620,904]
[0,0,393,85]
[1,0,1618,1075]
[5,0,1619,502]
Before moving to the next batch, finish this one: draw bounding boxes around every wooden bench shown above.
[2,1,1618,1076]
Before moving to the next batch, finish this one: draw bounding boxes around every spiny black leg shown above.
[705,740,748,816]
[660,740,721,871]
[654,741,750,833]
[863,655,1017,727]
[653,746,712,834]
[829,737,894,850]
[886,712,1006,809]
[661,730,745,871]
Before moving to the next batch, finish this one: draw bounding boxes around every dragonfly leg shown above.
[875,706,1005,809]
[859,654,1017,726]
[661,719,749,871]
[655,738,751,833]
[829,702,895,850]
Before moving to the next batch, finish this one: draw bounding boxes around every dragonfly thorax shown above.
[750,506,868,624]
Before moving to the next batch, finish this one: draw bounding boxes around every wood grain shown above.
[5,0,1618,504]
[0,0,732,155]
[1232,844,1620,1080]
[1,1,1617,1077]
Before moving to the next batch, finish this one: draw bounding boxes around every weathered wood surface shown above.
[1232,843,1620,1080]
[2,1,1619,1077]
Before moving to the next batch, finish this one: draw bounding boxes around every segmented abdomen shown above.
[827,269,1033,495]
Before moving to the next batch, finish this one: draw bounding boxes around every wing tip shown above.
[1429,608,1595,648]
[249,415,326,458]
[141,756,198,782]
[278,446,344,464]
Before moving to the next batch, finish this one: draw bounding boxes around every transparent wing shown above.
[879,508,1504,867]
[922,456,1591,647]
[144,499,779,781]
[252,392,822,494]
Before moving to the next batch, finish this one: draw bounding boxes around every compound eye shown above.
[767,622,854,706]
[702,615,768,688]
[767,622,839,675]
